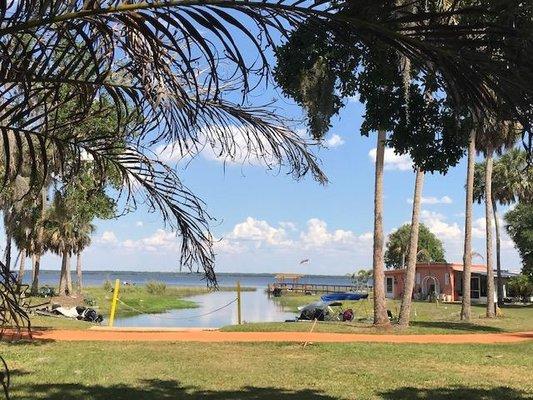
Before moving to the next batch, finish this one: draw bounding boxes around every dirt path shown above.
[4,329,533,344]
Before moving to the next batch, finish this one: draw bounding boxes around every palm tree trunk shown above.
[59,250,70,296]
[31,253,41,294]
[17,249,26,284]
[461,129,476,321]
[372,129,390,326]
[31,187,46,295]
[493,200,504,307]
[5,231,12,271]
[76,252,83,293]
[66,252,72,295]
[484,147,495,317]
[398,167,425,327]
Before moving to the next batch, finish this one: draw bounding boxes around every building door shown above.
[386,277,394,298]
[471,276,480,299]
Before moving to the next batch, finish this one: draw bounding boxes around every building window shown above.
[386,277,393,293]
[480,275,487,297]
[445,273,450,285]
[416,273,421,285]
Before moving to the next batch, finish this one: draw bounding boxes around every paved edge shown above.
[4,330,533,344]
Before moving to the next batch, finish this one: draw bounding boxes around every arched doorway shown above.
[421,275,440,300]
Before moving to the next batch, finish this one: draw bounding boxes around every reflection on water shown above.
[113,289,298,328]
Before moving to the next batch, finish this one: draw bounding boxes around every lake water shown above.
[23,270,354,288]
[113,289,298,328]
[26,270,354,328]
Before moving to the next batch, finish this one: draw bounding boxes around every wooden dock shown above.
[268,282,360,294]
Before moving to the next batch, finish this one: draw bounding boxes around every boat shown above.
[297,301,354,322]
[320,292,369,302]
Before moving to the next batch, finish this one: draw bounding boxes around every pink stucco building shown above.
[383,262,515,303]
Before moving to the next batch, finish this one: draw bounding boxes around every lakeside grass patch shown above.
[1,340,532,399]
[223,294,533,334]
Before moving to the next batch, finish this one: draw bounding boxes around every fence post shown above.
[237,280,242,325]
[108,279,120,327]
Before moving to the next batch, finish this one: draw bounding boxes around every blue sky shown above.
[11,91,521,275]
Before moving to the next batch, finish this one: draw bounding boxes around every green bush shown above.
[507,275,533,302]
[146,280,167,295]
[84,296,97,306]
[103,280,113,292]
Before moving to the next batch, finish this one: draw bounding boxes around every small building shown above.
[383,262,518,303]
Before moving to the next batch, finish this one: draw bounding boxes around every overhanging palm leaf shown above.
[1,0,533,289]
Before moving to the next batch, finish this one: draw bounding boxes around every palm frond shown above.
[1,0,533,290]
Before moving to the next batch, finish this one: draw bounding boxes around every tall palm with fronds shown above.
[0,176,31,271]
[475,120,521,317]
[43,194,76,296]
[73,222,95,293]
[461,128,476,321]
[474,147,531,306]
[4,185,48,292]
[10,210,33,284]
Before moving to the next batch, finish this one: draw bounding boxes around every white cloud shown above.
[300,218,372,249]
[472,217,486,239]
[472,215,507,240]
[122,229,179,252]
[211,217,372,256]
[99,231,118,244]
[155,125,294,167]
[420,210,461,240]
[213,239,244,255]
[136,221,144,227]
[407,196,453,205]
[279,221,298,231]
[155,143,187,163]
[368,148,413,171]
[228,217,292,247]
[325,134,345,148]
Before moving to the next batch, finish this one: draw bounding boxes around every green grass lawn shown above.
[26,285,254,330]
[1,340,532,399]
[222,294,533,334]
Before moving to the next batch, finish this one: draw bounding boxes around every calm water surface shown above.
[24,270,354,328]
[23,270,353,288]
[113,289,297,328]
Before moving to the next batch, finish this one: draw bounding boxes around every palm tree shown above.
[73,222,95,293]
[0,176,31,271]
[5,185,48,293]
[475,121,520,317]
[30,188,48,295]
[398,167,424,327]
[43,194,76,296]
[461,129,476,321]
[474,148,531,306]
[372,129,390,326]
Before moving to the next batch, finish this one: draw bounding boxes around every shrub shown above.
[507,275,533,302]
[84,296,97,306]
[103,280,113,292]
[146,280,167,295]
